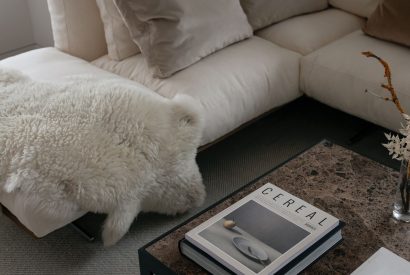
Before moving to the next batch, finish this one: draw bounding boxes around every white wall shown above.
[0,0,35,55]
[0,0,53,59]
[26,0,53,47]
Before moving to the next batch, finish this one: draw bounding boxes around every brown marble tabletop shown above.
[142,142,410,274]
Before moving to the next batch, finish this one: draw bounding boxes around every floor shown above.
[0,97,399,274]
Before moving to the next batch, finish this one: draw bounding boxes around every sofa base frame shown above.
[1,203,95,242]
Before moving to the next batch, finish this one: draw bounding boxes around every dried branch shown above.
[364,89,390,101]
[364,51,410,211]
[362,51,405,114]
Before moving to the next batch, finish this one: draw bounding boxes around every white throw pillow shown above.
[96,0,140,61]
[114,0,253,78]
[329,0,380,18]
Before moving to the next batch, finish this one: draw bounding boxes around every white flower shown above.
[384,114,410,161]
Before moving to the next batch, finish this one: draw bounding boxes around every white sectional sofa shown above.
[302,30,410,131]
[1,0,409,239]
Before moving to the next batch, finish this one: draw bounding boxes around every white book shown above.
[352,247,410,275]
[185,183,341,275]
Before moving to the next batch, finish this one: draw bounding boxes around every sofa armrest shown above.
[0,47,116,81]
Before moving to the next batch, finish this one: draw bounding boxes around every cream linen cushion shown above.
[96,0,140,61]
[257,9,364,55]
[240,0,328,31]
[301,30,410,132]
[329,0,380,18]
[114,0,253,78]
[47,0,107,61]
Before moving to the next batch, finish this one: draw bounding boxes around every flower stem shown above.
[363,52,410,213]
[405,181,410,212]
[362,51,406,114]
[402,163,410,212]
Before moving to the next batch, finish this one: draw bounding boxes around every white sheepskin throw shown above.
[0,67,206,246]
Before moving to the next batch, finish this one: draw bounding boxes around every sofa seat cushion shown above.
[93,37,302,146]
[256,9,364,55]
[301,30,410,132]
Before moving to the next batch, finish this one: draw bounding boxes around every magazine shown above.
[185,183,341,275]
[352,247,410,275]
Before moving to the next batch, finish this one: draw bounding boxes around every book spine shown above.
[179,239,235,275]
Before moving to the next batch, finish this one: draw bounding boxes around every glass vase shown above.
[393,160,410,222]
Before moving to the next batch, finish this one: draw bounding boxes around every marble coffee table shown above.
[138,141,409,274]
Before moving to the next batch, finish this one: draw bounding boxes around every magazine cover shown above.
[185,183,339,275]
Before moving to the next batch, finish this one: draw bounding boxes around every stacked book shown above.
[180,183,343,275]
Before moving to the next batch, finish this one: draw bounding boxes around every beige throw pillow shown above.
[96,0,140,61]
[114,0,253,78]
[240,0,328,31]
[47,0,107,61]
[363,0,410,47]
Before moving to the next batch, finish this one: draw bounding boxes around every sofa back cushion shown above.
[329,0,380,18]
[114,0,253,78]
[363,0,410,47]
[240,0,328,31]
[96,0,140,61]
[47,0,108,61]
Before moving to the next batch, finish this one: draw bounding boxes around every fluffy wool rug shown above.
[0,67,206,246]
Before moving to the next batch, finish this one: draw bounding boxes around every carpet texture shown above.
[0,97,398,274]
